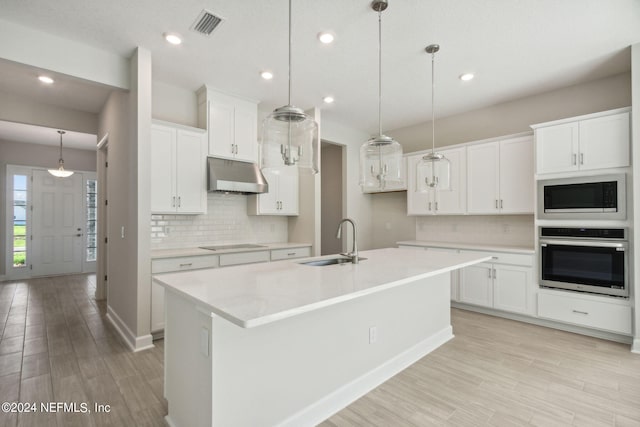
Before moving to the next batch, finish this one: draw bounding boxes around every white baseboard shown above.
[106,305,154,352]
[277,326,454,427]
[632,338,640,354]
[164,415,177,427]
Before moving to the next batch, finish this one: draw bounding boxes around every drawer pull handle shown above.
[287,252,296,256]
[572,309,589,315]
[179,263,193,267]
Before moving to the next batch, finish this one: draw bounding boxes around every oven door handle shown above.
[539,239,627,249]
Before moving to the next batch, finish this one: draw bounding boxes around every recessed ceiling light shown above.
[323,96,334,104]
[318,32,335,44]
[459,73,474,81]
[164,32,182,45]
[38,75,54,84]
[260,71,274,80]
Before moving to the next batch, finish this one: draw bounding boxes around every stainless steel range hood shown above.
[207,157,268,194]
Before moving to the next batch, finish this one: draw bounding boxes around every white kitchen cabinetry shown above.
[247,168,299,215]
[533,108,630,175]
[151,122,207,214]
[407,147,467,215]
[151,255,220,333]
[197,86,259,163]
[467,136,533,214]
[459,251,534,316]
[537,290,631,335]
[271,246,311,261]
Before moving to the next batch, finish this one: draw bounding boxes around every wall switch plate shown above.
[369,326,377,344]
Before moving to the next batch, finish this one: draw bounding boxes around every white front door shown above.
[31,170,84,276]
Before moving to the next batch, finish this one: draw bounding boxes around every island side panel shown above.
[210,272,452,427]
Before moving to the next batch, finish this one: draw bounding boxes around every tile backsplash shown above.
[151,193,288,249]
[415,215,535,247]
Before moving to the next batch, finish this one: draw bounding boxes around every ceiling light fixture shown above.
[260,0,319,174]
[359,0,403,192]
[260,71,274,80]
[164,32,182,45]
[459,73,474,81]
[48,130,74,178]
[323,96,334,104]
[318,32,335,44]
[38,75,54,84]
[416,44,450,192]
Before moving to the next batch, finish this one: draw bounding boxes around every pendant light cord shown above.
[430,51,435,154]
[378,9,383,137]
[288,0,292,107]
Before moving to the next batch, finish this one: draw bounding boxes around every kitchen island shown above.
[153,247,491,427]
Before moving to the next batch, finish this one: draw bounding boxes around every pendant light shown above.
[416,44,450,192]
[48,130,74,178]
[359,0,403,191]
[260,0,319,175]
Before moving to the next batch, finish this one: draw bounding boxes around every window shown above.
[12,174,28,268]
[86,179,97,262]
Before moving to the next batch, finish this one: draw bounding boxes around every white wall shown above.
[152,81,199,128]
[0,19,129,90]
[388,72,632,153]
[631,44,640,353]
[0,139,97,276]
[371,192,416,249]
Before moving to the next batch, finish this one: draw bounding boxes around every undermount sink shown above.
[299,256,367,267]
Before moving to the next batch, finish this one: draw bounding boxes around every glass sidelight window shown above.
[86,179,97,262]
[12,174,28,268]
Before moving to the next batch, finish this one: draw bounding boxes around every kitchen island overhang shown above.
[154,247,491,427]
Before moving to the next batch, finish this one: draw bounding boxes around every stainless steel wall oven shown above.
[539,227,628,297]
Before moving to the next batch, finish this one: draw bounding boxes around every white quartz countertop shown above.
[397,240,535,255]
[153,247,492,328]
[151,242,311,259]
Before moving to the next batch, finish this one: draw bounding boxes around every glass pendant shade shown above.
[261,105,319,174]
[48,130,74,178]
[259,0,319,175]
[360,135,403,191]
[416,153,450,192]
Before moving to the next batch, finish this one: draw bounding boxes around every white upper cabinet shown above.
[533,108,630,175]
[467,136,534,215]
[197,86,258,163]
[151,122,207,214]
[407,147,466,215]
[247,167,299,216]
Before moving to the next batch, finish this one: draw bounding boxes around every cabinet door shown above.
[499,137,533,214]
[256,169,280,214]
[175,129,206,214]
[493,264,532,315]
[467,143,500,214]
[278,172,299,215]
[434,147,466,214]
[535,123,579,174]
[209,101,235,159]
[406,154,433,215]
[579,112,630,171]
[234,104,258,162]
[150,125,177,213]
[459,263,493,307]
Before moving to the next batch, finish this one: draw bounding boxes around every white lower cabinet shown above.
[151,246,311,334]
[537,291,631,335]
[458,251,534,316]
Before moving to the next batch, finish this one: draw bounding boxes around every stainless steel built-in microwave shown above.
[537,174,626,220]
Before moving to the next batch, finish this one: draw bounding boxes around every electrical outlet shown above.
[369,326,377,344]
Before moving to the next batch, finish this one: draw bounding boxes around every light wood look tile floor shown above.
[1,274,639,426]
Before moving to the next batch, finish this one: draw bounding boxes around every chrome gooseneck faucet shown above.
[336,218,359,264]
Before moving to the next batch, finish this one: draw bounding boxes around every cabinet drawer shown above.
[538,292,631,335]
[152,255,219,273]
[219,251,270,266]
[271,247,311,261]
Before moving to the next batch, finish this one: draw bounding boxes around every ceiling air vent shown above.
[191,9,225,36]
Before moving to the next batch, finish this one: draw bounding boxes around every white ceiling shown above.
[0,0,639,140]
[0,121,97,150]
